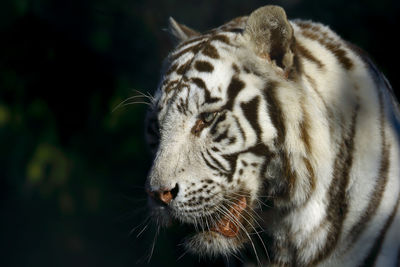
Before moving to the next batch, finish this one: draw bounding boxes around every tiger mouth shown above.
[174,195,249,239]
[210,196,247,237]
[148,194,255,256]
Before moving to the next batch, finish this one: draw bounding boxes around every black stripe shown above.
[213,129,229,143]
[247,143,271,157]
[211,146,220,152]
[304,73,337,136]
[311,104,359,265]
[349,143,390,246]
[303,157,316,199]
[301,30,353,70]
[240,96,262,142]
[222,153,238,183]
[296,21,318,31]
[211,35,230,45]
[300,101,312,153]
[360,194,400,267]
[206,149,228,173]
[232,63,240,73]
[279,149,297,200]
[176,60,191,75]
[210,112,227,135]
[171,41,205,61]
[296,42,325,69]
[325,42,353,70]
[222,77,245,111]
[228,137,236,144]
[220,143,272,184]
[190,76,206,89]
[263,81,285,144]
[204,93,221,104]
[194,60,214,72]
[201,44,220,59]
[299,102,316,201]
[164,80,179,93]
[176,36,207,49]
[262,81,296,201]
[348,86,390,248]
[190,77,221,104]
[225,27,243,33]
[233,115,246,142]
[200,151,220,172]
[176,98,186,115]
[166,62,178,75]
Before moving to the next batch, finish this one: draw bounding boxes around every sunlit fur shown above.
[144,6,400,266]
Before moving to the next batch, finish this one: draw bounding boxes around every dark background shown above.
[0,0,399,266]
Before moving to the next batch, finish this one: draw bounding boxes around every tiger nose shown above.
[146,183,179,204]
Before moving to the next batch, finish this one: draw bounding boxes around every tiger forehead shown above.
[161,30,241,95]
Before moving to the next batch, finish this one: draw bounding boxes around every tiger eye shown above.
[201,112,217,123]
[191,112,218,136]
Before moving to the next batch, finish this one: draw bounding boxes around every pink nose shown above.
[146,184,179,204]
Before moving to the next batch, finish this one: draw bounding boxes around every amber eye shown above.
[191,111,218,136]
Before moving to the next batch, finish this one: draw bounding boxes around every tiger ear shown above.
[168,17,200,43]
[245,5,294,71]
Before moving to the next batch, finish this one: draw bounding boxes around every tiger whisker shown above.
[255,199,273,209]
[235,212,270,263]
[224,195,268,226]
[216,205,262,267]
[216,195,270,264]
[249,230,268,235]
[132,89,155,103]
[112,95,151,112]
[229,191,275,210]
[218,194,265,225]
[120,101,153,108]
[176,249,189,262]
[228,196,263,218]
[136,223,149,238]
[228,250,245,264]
[205,216,211,233]
[129,215,151,236]
[214,206,258,262]
[147,223,160,263]
[230,190,277,200]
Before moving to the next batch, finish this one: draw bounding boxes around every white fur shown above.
[146,12,400,266]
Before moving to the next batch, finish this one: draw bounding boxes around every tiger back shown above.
[144,5,400,266]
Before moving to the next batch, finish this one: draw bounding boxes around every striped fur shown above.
[145,6,400,266]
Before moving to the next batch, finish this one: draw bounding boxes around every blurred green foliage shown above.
[0,0,399,266]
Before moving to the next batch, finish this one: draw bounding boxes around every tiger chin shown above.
[143,5,400,266]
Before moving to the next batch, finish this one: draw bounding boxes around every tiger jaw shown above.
[210,196,247,237]
[149,192,254,254]
[183,195,253,257]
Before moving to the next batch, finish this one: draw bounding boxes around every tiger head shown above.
[145,6,314,257]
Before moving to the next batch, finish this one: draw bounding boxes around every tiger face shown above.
[145,6,301,257]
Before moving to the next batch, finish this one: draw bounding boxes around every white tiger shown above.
[144,5,400,266]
